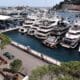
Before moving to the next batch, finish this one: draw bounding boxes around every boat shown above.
[19,14,38,33]
[34,13,62,40]
[60,19,80,48]
[42,36,60,48]
[34,19,54,39]
[52,19,70,36]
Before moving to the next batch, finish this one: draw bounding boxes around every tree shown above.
[57,75,73,80]
[29,61,80,80]
[29,65,49,80]
[0,34,11,54]
[64,0,80,4]
[10,59,22,72]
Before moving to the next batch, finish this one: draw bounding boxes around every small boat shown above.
[42,36,60,48]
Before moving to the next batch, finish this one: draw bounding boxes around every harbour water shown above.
[5,30,80,62]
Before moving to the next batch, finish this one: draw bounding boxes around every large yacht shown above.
[34,19,54,39]
[34,14,62,40]
[60,19,80,48]
[19,14,38,33]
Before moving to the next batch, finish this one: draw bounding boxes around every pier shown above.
[11,41,61,66]
[0,26,22,33]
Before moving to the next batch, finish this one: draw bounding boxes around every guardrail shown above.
[11,41,61,66]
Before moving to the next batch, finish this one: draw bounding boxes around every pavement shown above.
[3,45,48,75]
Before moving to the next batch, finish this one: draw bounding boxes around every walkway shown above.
[11,41,61,66]
[4,45,48,75]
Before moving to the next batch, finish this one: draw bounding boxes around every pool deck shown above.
[4,44,48,75]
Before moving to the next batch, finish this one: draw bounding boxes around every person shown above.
[41,54,44,60]
[27,46,31,52]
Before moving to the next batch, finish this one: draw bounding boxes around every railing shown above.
[11,41,61,66]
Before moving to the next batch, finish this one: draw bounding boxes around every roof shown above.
[0,15,11,20]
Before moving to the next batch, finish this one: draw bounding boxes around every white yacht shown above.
[34,15,62,40]
[34,19,54,39]
[19,14,38,33]
[60,19,80,48]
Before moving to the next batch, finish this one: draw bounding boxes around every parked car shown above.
[3,52,14,60]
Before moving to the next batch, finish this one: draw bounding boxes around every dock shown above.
[0,26,22,33]
[11,41,61,66]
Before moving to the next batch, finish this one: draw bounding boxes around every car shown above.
[3,52,14,60]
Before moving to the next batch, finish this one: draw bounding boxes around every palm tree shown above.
[0,34,11,54]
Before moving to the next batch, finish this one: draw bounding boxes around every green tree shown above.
[64,0,80,4]
[10,59,22,72]
[57,75,73,80]
[0,34,11,54]
[29,61,80,80]
[29,65,49,80]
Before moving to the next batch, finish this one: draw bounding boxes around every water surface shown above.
[5,30,80,62]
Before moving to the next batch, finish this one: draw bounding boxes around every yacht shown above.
[19,14,38,33]
[34,15,62,40]
[43,36,60,48]
[34,19,54,39]
[60,19,80,48]
[52,19,70,36]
